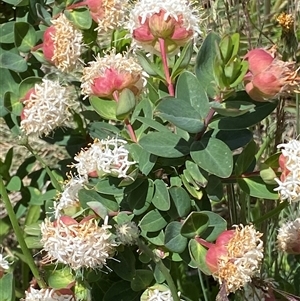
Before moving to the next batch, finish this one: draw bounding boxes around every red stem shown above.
[194,237,214,249]
[112,91,137,143]
[158,38,175,96]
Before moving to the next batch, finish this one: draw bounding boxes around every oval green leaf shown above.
[190,137,233,178]
[181,212,209,238]
[164,221,188,253]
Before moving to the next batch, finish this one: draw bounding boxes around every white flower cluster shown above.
[72,138,135,179]
[21,287,74,301]
[146,288,183,301]
[40,217,116,270]
[49,14,83,72]
[277,217,300,253]
[274,139,300,203]
[20,79,77,137]
[115,221,140,245]
[53,176,87,218]
[217,225,264,293]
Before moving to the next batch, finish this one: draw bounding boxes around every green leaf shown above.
[0,52,27,72]
[185,161,208,187]
[164,221,188,253]
[129,144,156,176]
[0,22,15,44]
[139,132,189,158]
[104,280,140,301]
[110,248,136,281]
[210,129,253,150]
[14,22,37,52]
[176,71,210,119]
[152,179,170,211]
[210,100,255,117]
[48,269,75,289]
[127,179,151,211]
[181,212,209,238]
[90,96,117,120]
[3,91,22,115]
[238,177,278,199]
[156,97,204,133]
[136,51,164,79]
[190,137,233,178]
[24,221,42,236]
[205,175,223,202]
[24,205,41,226]
[136,116,169,133]
[171,41,193,78]
[88,121,120,140]
[235,140,256,176]
[139,209,168,232]
[6,175,21,191]
[195,32,221,97]
[0,273,14,301]
[116,88,136,120]
[169,186,191,218]
[188,239,211,274]
[24,236,43,248]
[94,177,125,195]
[209,93,278,130]
[64,8,92,30]
[131,270,154,292]
[141,229,165,246]
[19,77,42,98]
[78,188,119,213]
[200,211,227,241]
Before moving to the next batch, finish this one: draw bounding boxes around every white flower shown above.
[72,138,135,179]
[277,217,300,254]
[0,252,9,270]
[20,79,77,137]
[21,287,74,301]
[43,14,83,72]
[213,225,264,293]
[91,0,128,34]
[40,216,116,270]
[274,139,300,203]
[115,221,140,245]
[54,176,87,218]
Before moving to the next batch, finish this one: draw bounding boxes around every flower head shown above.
[43,14,83,72]
[142,285,183,301]
[21,287,74,301]
[126,0,199,54]
[40,216,116,270]
[86,0,128,34]
[81,51,145,99]
[205,225,264,294]
[277,12,294,32]
[243,48,300,101]
[274,139,300,203]
[115,221,140,245]
[0,251,9,271]
[277,217,300,254]
[54,176,88,218]
[20,79,76,137]
[71,137,135,179]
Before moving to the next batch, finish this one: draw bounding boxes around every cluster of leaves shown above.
[0,0,299,301]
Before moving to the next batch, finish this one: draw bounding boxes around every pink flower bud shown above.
[244,48,300,102]
[91,68,139,99]
[244,48,274,75]
[42,26,55,63]
[205,230,235,274]
[127,0,199,54]
[132,10,193,54]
